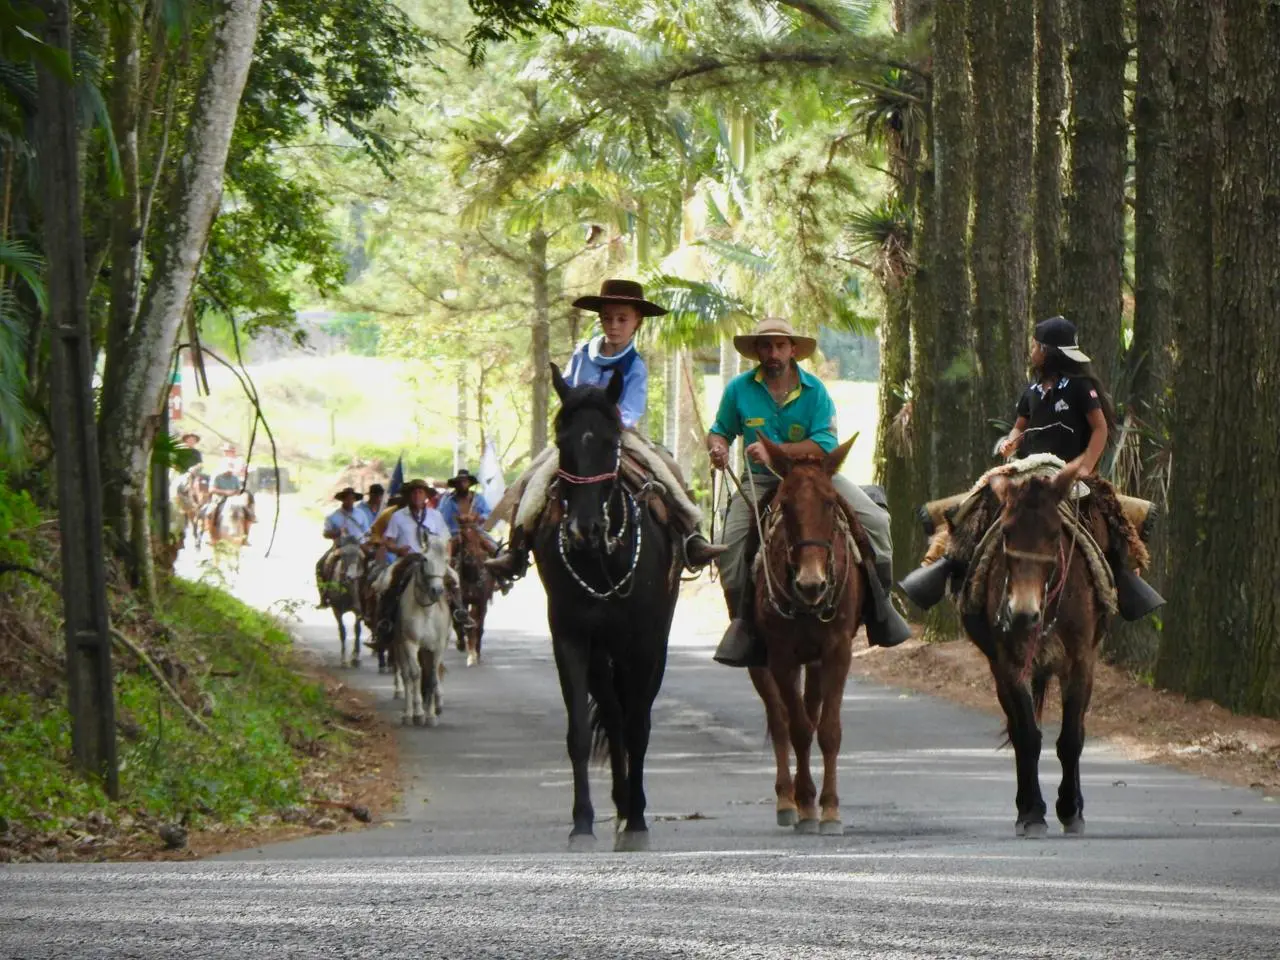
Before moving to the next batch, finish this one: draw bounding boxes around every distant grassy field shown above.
[179,354,881,507]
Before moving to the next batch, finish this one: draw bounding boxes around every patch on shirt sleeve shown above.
[745,417,766,428]
[788,423,805,442]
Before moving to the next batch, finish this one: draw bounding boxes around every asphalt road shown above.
[3,518,1279,959]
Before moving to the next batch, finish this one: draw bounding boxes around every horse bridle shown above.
[555,438,643,600]
[762,509,853,623]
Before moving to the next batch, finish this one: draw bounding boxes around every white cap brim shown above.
[1059,345,1091,363]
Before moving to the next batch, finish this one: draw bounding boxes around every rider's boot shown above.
[683,529,727,569]
[484,527,530,583]
[863,557,914,648]
[899,556,966,611]
[1108,540,1166,621]
[713,578,767,668]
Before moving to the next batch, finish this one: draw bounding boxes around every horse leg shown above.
[1056,660,1094,834]
[400,638,424,725]
[773,661,817,832]
[994,670,1048,836]
[803,664,823,728]
[588,650,628,827]
[352,609,362,668]
[335,608,347,665]
[749,666,796,827]
[552,637,595,842]
[419,646,439,727]
[815,645,852,835]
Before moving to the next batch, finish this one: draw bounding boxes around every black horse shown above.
[532,364,681,850]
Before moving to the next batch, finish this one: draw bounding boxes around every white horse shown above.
[379,539,452,727]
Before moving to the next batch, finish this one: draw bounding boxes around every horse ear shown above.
[1051,462,1082,501]
[823,434,857,476]
[605,367,625,406]
[551,362,570,402]
[759,434,789,474]
[988,473,1011,503]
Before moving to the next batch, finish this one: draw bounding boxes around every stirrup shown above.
[683,532,727,570]
[899,557,962,610]
[1115,569,1166,621]
[713,619,767,668]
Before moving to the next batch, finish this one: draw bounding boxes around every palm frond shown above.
[0,240,47,312]
[0,289,30,460]
[641,274,752,349]
[695,237,774,276]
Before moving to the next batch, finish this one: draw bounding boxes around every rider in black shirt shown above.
[902,316,1165,620]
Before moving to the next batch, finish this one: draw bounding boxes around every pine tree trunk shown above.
[929,0,974,497]
[1032,0,1065,320]
[874,285,913,570]
[969,0,1035,446]
[529,227,550,457]
[1156,0,1280,715]
[97,0,264,594]
[1131,0,1175,462]
[1061,0,1126,381]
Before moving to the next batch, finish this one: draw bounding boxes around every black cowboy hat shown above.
[333,486,364,501]
[367,483,385,497]
[571,279,668,318]
[401,478,438,495]
[447,468,479,490]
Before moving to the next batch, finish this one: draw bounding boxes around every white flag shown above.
[479,439,506,509]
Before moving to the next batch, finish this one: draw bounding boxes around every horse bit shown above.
[555,440,643,600]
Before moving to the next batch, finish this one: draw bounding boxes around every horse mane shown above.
[553,383,622,432]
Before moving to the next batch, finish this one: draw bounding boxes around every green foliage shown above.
[319,313,381,355]
[465,0,580,65]
[0,578,352,828]
[0,469,39,566]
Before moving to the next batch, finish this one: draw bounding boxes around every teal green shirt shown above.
[710,364,839,473]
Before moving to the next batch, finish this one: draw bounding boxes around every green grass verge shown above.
[0,577,346,831]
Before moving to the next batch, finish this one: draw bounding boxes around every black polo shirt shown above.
[1015,376,1101,462]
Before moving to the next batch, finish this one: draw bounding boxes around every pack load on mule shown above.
[485,279,724,583]
[899,316,1165,622]
[520,363,682,848]
[706,317,912,668]
[897,316,1165,838]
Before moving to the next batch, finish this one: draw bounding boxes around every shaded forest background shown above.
[1,0,1277,716]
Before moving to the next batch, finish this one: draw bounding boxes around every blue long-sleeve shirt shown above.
[564,336,648,430]
[438,491,491,535]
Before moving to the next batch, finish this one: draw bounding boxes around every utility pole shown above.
[35,0,118,797]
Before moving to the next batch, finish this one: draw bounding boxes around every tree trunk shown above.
[1156,0,1280,715]
[1131,0,1175,469]
[528,227,550,457]
[929,0,974,496]
[103,5,141,396]
[874,285,913,569]
[1032,0,1065,320]
[98,0,264,593]
[454,363,467,473]
[1061,0,1126,382]
[969,0,1035,447]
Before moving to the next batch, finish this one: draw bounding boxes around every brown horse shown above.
[969,464,1110,838]
[175,470,210,547]
[747,435,866,836]
[452,517,495,667]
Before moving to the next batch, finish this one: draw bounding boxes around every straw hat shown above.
[732,317,818,362]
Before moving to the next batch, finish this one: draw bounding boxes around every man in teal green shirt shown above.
[706,318,910,665]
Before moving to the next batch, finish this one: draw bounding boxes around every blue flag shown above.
[389,455,405,496]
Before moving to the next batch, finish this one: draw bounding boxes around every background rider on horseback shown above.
[372,479,474,651]
[316,486,372,607]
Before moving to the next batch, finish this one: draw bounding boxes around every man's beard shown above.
[762,359,786,377]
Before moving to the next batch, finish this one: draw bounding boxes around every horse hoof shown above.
[567,832,596,851]
[1062,816,1086,836]
[614,830,650,853]
[413,715,426,727]
[350,658,361,669]
[392,691,402,700]
[794,819,819,835]
[423,715,439,728]
[466,652,479,667]
[1016,819,1048,839]
[400,716,411,727]
[776,808,798,828]
[819,819,844,837]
